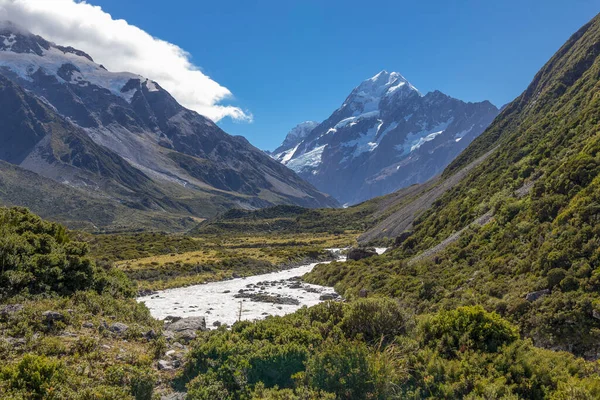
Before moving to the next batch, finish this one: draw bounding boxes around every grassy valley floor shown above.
[85,231,358,291]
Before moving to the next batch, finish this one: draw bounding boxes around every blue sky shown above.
[91,0,598,150]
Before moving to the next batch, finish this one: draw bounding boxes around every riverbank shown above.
[137,248,387,326]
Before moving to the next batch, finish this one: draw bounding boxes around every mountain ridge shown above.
[272,70,498,205]
[0,23,338,230]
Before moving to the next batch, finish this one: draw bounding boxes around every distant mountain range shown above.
[271,71,499,205]
[0,22,337,230]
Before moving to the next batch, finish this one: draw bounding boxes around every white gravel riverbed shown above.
[137,248,386,327]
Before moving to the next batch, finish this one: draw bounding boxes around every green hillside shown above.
[306,14,600,359]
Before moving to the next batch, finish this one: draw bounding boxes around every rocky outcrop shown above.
[164,316,207,343]
[0,304,23,318]
[109,322,129,334]
[347,247,378,261]
[42,311,64,323]
[525,289,550,302]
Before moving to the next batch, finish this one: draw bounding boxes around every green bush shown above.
[106,365,155,400]
[418,306,518,356]
[340,298,410,344]
[547,268,567,288]
[1,354,65,400]
[303,339,376,400]
[0,207,135,299]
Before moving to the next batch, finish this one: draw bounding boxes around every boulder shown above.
[161,393,185,400]
[42,311,64,322]
[165,316,206,343]
[358,289,369,298]
[166,316,206,333]
[0,304,23,318]
[178,330,197,343]
[109,322,129,334]
[158,360,173,371]
[319,293,338,301]
[525,289,550,302]
[144,329,158,340]
[347,247,378,261]
[164,316,182,324]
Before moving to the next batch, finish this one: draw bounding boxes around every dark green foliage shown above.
[180,301,600,399]
[106,365,156,400]
[418,306,518,356]
[86,231,205,262]
[193,203,378,236]
[1,354,65,400]
[303,340,375,400]
[0,207,133,299]
[339,298,411,344]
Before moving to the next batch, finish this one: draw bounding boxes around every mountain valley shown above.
[0,8,600,400]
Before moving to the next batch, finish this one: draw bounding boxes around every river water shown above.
[137,248,386,327]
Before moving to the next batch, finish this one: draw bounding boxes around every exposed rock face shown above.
[394,231,413,246]
[273,71,498,205]
[347,247,378,261]
[165,316,207,343]
[157,360,173,371]
[0,304,23,318]
[166,316,207,332]
[525,289,551,302]
[109,323,129,334]
[0,23,338,231]
[42,311,64,322]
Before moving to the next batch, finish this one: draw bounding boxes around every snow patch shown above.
[395,119,454,156]
[0,45,142,102]
[454,124,475,142]
[274,143,300,164]
[145,79,159,92]
[286,144,327,174]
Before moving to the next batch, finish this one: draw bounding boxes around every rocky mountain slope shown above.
[0,22,337,230]
[273,71,498,205]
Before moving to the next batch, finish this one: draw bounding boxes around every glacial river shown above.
[138,248,386,327]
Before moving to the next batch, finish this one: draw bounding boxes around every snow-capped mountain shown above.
[274,71,499,205]
[270,121,319,163]
[0,22,337,229]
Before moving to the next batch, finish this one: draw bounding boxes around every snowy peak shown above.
[0,21,94,62]
[271,121,319,163]
[281,121,319,147]
[340,70,420,116]
[274,70,498,205]
[0,21,145,103]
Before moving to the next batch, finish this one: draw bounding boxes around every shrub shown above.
[303,339,375,400]
[1,354,65,400]
[547,268,567,288]
[340,298,411,344]
[560,276,580,292]
[105,365,155,400]
[418,306,518,356]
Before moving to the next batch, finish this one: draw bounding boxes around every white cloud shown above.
[0,0,251,122]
